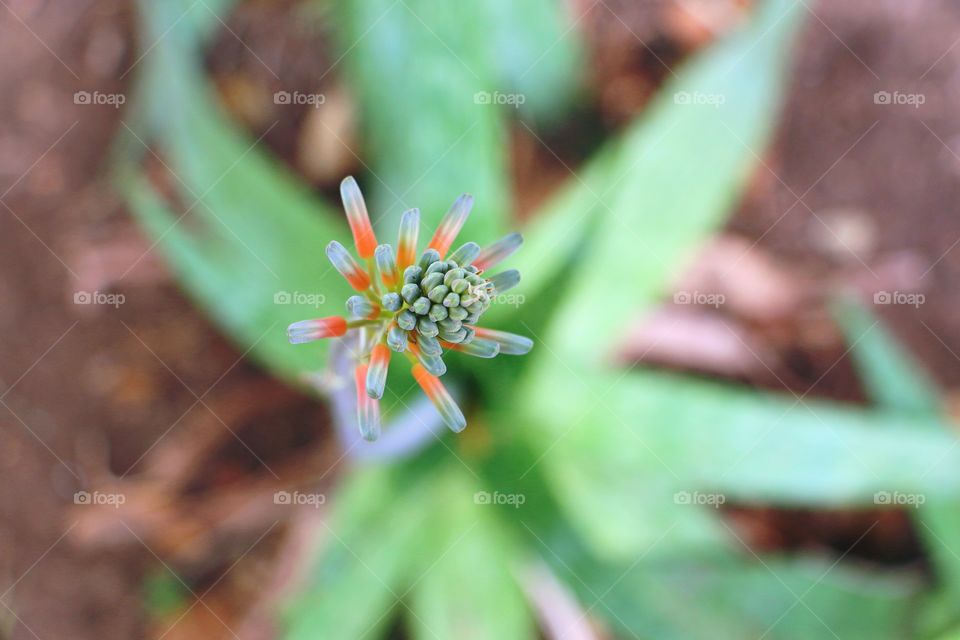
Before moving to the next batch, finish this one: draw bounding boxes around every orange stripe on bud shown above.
[326,241,371,291]
[412,363,465,432]
[340,177,377,258]
[287,316,348,344]
[397,208,420,270]
[428,194,473,257]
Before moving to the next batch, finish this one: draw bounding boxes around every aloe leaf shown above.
[477,0,582,124]
[522,366,960,559]
[834,297,960,634]
[503,0,803,354]
[584,554,915,640]
[833,297,941,415]
[283,464,435,640]
[332,0,509,244]
[406,465,533,640]
[124,0,355,382]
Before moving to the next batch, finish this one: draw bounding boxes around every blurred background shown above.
[3,0,960,638]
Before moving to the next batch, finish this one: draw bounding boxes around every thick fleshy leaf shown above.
[522,366,960,559]
[835,297,960,627]
[578,554,916,640]
[491,0,802,345]
[123,0,354,382]
[407,465,533,640]
[282,465,434,640]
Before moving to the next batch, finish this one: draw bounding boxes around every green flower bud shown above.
[448,306,468,321]
[440,328,468,343]
[381,292,402,312]
[417,334,442,356]
[426,260,448,275]
[417,318,439,337]
[428,285,450,303]
[442,268,464,286]
[412,297,431,315]
[451,279,469,294]
[447,242,481,266]
[420,272,444,293]
[429,304,449,322]
[438,318,462,333]
[387,325,408,352]
[418,248,441,270]
[401,283,421,304]
[397,310,417,330]
[403,265,423,284]
[443,292,460,308]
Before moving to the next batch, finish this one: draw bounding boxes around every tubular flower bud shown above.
[375,244,399,289]
[287,177,531,438]
[326,241,371,291]
[397,208,420,270]
[412,363,465,433]
[340,176,378,258]
[428,194,473,257]
[287,316,348,344]
[355,363,381,440]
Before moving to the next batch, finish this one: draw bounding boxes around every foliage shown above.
[120,0,960,637]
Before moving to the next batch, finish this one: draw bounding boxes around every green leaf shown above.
[124,1,355,382]
[332,0,509,244]
[584,554,916,640]
[833,297,941,415]
[522,367,960,559]
[476,0,582,124]
[512,0,804,362]
[283,464,436,640]
[834,297,960,635]
[407,465,533,640]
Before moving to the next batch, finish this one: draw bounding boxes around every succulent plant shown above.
[287,177,532,440]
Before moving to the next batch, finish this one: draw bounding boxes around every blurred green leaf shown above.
[477,0,582,124]
[407,465,533,640]
[124,0,355,382]
[834,298,941,415]
[586,554,915,640]
[284,464,435,640]
[834,297,960,635]
[513,0,803,363]
[522,367,960,559]
[332,0,509,244]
